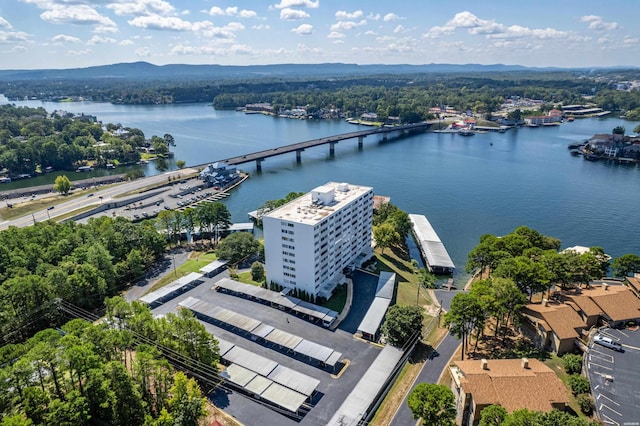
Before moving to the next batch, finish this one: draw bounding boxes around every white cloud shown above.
[206,6,257,18]
[335,10,362,20]
[68,48,92,56]
[423,11,571,42]
[580,15,619,31]
[383,13,402,22]
[297,43,322,55]
[273,0,319,9]
[40,5,117,29]
[364,30,377,36]
[107,0,175,17]
[291,24,313,35]
[0,16,12,29]
[128,15,193,31]
[11,45,27,53]
[330,20,366,31]
[367,13,381,21]
[191,21,242,40]
[169,43,253,56]
[328,31,344,39]
[120,39,134,46]
[87,35,116,45]
[252,24,271,30]
[135,47,151,57]
[280,8,310,20]
[51,34,81,44]
[623,36,638,45]
[0,30,31,43]
[393,25,405,34]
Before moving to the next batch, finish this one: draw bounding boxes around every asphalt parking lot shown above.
[586,327,640,425]
[150,271,382,426]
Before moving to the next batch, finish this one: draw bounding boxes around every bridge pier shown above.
[382,134,388,142]
[296,149,304,163]
[255,159,263,172]
[358,136,365,149]
[329,142,336,156]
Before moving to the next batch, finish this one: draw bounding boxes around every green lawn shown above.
[147,251,218,292]
[322,284,347,312]
[373,246,432,307]
[234,270,265,287]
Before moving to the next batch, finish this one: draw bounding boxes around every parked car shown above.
[593,334,624,352]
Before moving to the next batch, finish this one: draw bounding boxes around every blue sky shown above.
[1,0,638,70]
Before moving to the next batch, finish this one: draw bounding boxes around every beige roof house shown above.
[521,300,587,355]
[449,358,569,426]
[562,284,640,327]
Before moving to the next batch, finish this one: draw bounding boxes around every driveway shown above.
[390,290,462,426]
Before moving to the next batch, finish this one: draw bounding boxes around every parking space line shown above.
[597,393,621,406]
[600,330,623,341]
[601,413,620,426]
[588,361,613,371]
[589,352,614,363]
[600,403,622,417]
[622,343,640,351]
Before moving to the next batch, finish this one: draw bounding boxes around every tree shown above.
[216,232,261,264]
[53,175,71,195]
[568,374,590,396]
[479,405,507,426]
[251,261,265,282]
[407,383,456,426]
[417,268,436,289]
[155,157,168,172]
[168,372,206,426]
[373,223,400,254]
[576,393,594,415]
[634,124,640,134]
[444,292,485,359]
[381,305,424,347]
[563,354,583,375]
[611,253,640,277]
[175,159,186,169]
[612,125,625,135]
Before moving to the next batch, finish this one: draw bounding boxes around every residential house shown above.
[449,358,570,426]
[521,300,587,355]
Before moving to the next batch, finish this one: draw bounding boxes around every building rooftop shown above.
[451,358,569,413]
[264,182,372,226]
[566,285,640,323]
[523,301,586,340]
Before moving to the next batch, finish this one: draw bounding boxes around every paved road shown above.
[390,290,462,426]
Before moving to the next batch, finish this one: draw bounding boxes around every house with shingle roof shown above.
[521,300,588,355]
[521,284,640,354]
[562,284,640,328]
[449,358,570,426]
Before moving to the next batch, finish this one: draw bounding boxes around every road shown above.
[390,290,462,426]
[0,168,196,230]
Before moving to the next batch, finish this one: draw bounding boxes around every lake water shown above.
[3,97,639,281]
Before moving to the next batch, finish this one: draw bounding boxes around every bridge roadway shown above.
[213,121,434,171]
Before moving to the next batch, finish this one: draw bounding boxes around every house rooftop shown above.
[451,358,569,413]
[523,301,586,340]
[567,285,640,323]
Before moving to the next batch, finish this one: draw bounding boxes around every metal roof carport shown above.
[199,259,228,277]
[139,272,204,307]
[328,345,404,426]
[224,346,278,377]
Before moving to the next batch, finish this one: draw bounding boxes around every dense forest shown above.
[0,297,219,425]
[0,217,165,344]
[0,105,174,177]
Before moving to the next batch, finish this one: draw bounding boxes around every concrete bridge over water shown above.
[215,121,435,171]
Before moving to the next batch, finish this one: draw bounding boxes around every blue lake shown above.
[3,98,639,281]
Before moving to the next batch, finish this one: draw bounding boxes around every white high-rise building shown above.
[263,182,374,299]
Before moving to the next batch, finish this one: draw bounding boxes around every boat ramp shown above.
[409,214,455,275]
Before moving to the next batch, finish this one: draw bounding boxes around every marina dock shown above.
[409,214,455,275]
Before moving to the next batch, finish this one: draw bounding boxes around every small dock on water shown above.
[409,214,455,275]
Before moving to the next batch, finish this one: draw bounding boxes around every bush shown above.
[562,353,583,375]
[568,374,590,396]
[576,393,594,415]
[250,261,265,282]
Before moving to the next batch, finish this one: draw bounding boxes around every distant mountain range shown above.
[0,61,593,81]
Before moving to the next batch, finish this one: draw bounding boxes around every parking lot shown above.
[586,327,640,425]
[150,271,382,426]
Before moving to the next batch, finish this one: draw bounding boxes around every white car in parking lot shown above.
[594,334,624,352]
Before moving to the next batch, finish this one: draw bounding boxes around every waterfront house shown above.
[521,300,587,355]
[561,284,640,328]
[360,112,378,121]
[449,358,569,426]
